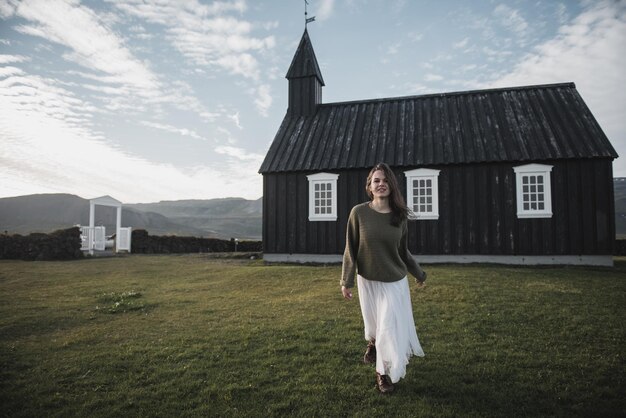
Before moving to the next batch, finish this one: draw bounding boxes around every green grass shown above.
[0,255,624,417]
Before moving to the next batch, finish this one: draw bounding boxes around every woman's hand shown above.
[341,286,353,300]
[415,271,427,288]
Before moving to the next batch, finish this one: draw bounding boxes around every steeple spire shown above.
[286,29,325,115]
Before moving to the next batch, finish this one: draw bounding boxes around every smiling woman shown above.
[341,162,427,394]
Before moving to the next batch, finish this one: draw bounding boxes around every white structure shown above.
[80,195,132,254]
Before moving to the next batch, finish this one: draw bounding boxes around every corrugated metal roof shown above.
[259,82,618,174]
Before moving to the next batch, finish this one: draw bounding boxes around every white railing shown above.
[79,226,132,253]
[80,226,93,251]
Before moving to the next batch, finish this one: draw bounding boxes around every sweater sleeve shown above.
[340,207,359,288]
[399,220,426,282]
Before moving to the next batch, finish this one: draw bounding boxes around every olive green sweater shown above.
[341,202,426,289]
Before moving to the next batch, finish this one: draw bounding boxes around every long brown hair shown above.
[365,162,409,226]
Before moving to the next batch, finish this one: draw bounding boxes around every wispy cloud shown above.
[0,54,28,64]
[6,0,161,95]
[0,66,24,77]
[229,112,243,130]
[453,37,470,49]
[0,70,263,201]
[317,0,335,21]
[404,82,428,94]
[109,0,274,81]
[0,71,187,202]
[106,0,275,115]
[0,0,270,201]
[215,145,263,162]
[487,0,626,170]
[555,3,569,25]
[493,4,528,34]
[253,84,272,117]
[425,73,443,82]
[140,121,208,142]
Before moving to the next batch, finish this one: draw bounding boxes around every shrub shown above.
[131,229,262,254]
[0,227,83,261]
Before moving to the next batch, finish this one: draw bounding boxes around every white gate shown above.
[81,196,132,254]
[94,226,106,251]
[118,227,132,252]
[80,227,93,251]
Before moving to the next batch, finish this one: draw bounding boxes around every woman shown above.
[341,162,426,394]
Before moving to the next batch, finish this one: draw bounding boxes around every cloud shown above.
[229,112,243,129]
[254,84,272,117]
[140,121,208,142]
[108,0,274,80]
[386,42,401,55]
[215,145,263,162]
[0,54,28,64]
[425,73,443,82]
[0,0,228,125]
[7,0,161,95]
[215,53,261,80]
[482,46,513,62]
[405,83,428,94]
[453,37,470,49]
[493,4,528,34]
[0,0,16,18]
[0,66,24,77]
[0,72,94,130]
[555,2,569,25]
[317,0,335,20]
[0,72,263,202]
[487,0,626,175]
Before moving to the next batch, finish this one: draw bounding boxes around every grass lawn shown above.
[0,255,624,417]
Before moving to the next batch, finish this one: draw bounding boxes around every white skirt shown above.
[357,274,424,383]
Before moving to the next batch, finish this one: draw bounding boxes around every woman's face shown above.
[369,169,391,199]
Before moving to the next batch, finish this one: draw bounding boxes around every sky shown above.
[0,0,624,203]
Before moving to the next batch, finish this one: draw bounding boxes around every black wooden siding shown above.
[262,158,615,256]
[260,83,617,174]
[288,77,322,116]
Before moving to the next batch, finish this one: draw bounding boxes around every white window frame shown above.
[404,168,440,220]
[513,163,553,218]
[307,172,339,221]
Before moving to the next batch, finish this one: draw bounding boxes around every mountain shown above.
[128,198,262,239]
[0,194,261,239]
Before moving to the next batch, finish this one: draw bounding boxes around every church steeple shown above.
[286,29,325,116]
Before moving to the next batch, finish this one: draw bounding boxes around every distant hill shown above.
[128,198,262,239]
[0,194,262,239]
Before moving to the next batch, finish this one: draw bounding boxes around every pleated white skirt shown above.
[357,274,424,383]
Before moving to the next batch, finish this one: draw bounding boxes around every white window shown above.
[513,163,553,218]
[307,172,339,221]
[404,168,440,220]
